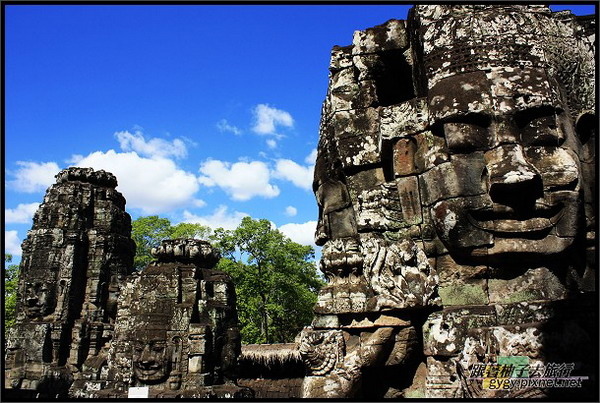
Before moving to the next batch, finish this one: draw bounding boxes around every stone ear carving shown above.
[576,111,596,145]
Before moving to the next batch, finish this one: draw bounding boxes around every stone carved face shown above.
[24,281,56,318]
[132,330,172,384]
[426,68,583,263]
[314,177,361,278]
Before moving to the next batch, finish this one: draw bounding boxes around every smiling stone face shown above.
[304,5,595,399]
[23,280,57,319]
[424,68,584,264]
[132,330,172,384]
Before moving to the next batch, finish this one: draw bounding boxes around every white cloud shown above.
[266,139,277,149]
[217,119,242,135]
[182,205,249,230]
[198,159,280,201]
[5,202,40,224]
[279,221,318,246]
[305,148,318,164]
[193,199,207,208]
[252,104,294,136]
[5,230,23,257]
[115,130,187,159]
[69,150,199,214]
[273,159,314,191]
[8,161,61,193]
[285,206,297,217]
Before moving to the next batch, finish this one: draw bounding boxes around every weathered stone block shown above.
[353,79,379,109]
[413,131,449,173]
[329,45,353,71]
[380,98,429,140]
[396,176,423,225]
[419,153,487,205]
[331,110,381,168]
[312,314,340,329]
[392,138,418,176]
[356,183,403,231]
[384,326,417,366]
[352,19,408,54]
[438,280,489,307]
[428,71,493,122]
[425,356,462,398]
[423,306,496,356]
[345,167,386,198]
[435,254,487,284]
[430,196,495,250]
[488,267,567,304]
[362,235,440,311]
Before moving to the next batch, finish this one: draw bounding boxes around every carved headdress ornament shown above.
[412,5,595,116]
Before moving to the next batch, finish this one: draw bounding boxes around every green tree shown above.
[130,216,211,270]
[171,222,212,240]
[4,254,20,335]
[213,217,324,344]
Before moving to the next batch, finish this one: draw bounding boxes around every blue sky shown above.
[4,4,596,264]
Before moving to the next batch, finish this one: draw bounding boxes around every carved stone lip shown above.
[135,365,162,375]
[468,203,564,233]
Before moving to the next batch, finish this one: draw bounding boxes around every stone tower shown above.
[95,239,251,398]
[5,167,135,398]
[303,5,596,399]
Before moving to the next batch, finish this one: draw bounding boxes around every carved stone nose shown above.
[140,348,155,364]
[484,144,543,207]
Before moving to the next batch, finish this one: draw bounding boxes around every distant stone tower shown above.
[95,239,251,398]
[5,167,135,398]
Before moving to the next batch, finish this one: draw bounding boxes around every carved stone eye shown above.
[517,107,565,146]
[443,122,490,151]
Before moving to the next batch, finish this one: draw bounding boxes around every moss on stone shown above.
[439,283,488,306]
[494,287,539,304]
[404,388,426,398]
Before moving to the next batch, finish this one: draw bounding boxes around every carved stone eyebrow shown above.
[438,111,492,127]
[514,105,560,127]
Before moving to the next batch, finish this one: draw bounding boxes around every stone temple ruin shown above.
[5,168,135,398]
[4,5,597,400]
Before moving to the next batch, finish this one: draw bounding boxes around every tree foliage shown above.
[4,254,20,335]
[213,217,324,344]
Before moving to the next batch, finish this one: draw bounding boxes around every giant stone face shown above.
[131,328,172,384]
[426,67,583,264]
